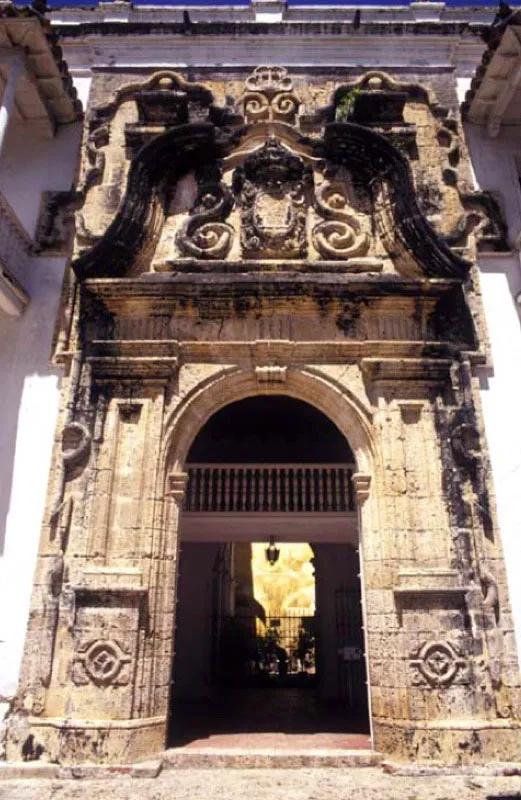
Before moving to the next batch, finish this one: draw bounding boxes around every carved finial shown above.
[243,66,299,124]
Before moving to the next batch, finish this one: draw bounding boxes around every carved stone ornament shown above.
[49,422,92,524]
[313,181,370,260]
[23,680,46,716]
[410,640,468,688]
[255,365,288,384]
[135,74,213,127]
[168,472,189,503]
[34,191,77,255]
[450,422,480,467]
[73,638,131,687]
[243,66,300,124]
[62,422,92,467]
[234,137,312,259]
[176,180,234,259]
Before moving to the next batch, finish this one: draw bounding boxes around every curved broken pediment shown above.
[322,123,470,279]
[73,123,224,279]
[73,119,469,281]
[72,65,471,282]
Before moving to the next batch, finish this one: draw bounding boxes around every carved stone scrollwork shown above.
[313,182,370,260]
[450,422,480,467]
[243,66,300,124]
[410,640,468,688]
[73,638,132,687]
[34,191,78,256]
[49,422,92,525]
[22,679,46,716]
[62,422,92,468]
[481,568,499,617]
[456,191,510,254]
[78,124,108,197]
[246,66,293,94]
[176,181,234,259]
[234,137,312,259]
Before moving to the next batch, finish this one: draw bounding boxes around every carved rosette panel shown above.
[243,66,300,124]
[312,182,370,260]
[176,181,234,259]
[410,640,469,688]
[72,638,132,687]
[234,137,312,259]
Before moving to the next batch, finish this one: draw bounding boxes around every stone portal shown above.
[6,67,521,765]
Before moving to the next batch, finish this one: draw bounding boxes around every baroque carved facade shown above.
[5,60,521,765]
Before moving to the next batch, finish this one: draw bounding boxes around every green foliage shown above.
[335,87,362,122]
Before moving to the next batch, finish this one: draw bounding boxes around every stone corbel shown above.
[352,473,371,504]
[397,399,424,424]
[167,472,188,504]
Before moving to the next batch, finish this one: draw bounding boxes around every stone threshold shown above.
[161,747,382,769]
[1,756,521,780]
[0,750,380,779]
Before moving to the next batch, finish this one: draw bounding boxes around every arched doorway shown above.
[168,396,370,749]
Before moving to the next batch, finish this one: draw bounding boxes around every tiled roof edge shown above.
[461,1,521,118]
[2,1,82,121]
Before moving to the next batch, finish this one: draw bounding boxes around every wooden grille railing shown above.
[185,464,356,513]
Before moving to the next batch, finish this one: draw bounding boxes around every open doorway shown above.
[168,396,370,749]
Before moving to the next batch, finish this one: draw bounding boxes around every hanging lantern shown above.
[265,536,280,566]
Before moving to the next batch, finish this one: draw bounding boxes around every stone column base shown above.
[374,718,521,764]
[5,715,167,764]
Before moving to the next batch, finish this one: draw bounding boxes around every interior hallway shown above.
[168,687,371,750]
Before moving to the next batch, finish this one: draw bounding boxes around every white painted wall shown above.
[0,121,81,241]
[477,256,521,665]
[0,255,65,710]
[70,73,92,112]
[458,77,521,664]
[0,75,91,714]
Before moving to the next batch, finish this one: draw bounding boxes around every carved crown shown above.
[242,137,305,189]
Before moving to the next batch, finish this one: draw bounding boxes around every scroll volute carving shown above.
[242,66,300,125]
[233,136,313,259]
[176,167,235,260]
[313,180,370,260]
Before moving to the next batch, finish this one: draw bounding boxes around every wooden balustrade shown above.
[184,464,356,513]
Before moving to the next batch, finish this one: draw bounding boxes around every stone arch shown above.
[162,365,376,747]
[162,366,375,479]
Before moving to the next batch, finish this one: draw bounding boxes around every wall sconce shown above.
[265,536,280,566]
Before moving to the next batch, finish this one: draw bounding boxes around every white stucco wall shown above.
[0,76,91,713]
[0,121,81,242]
[0,256,65,706]
[478,256,521,663]
[457,77,521,664]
